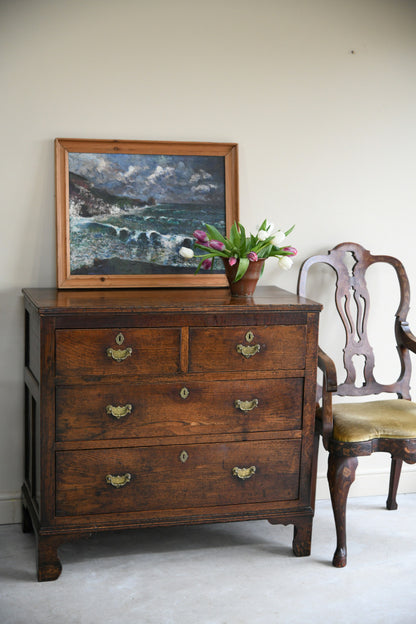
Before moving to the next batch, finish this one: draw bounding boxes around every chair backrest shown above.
[297,242,412,400]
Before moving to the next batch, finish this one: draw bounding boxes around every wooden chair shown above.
[297,242,416,567]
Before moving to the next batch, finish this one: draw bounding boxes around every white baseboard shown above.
[0,492,22,525]
[1,470,416,524]
[316,466,416,500]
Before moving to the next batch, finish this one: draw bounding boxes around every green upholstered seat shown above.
[332,399,416,442]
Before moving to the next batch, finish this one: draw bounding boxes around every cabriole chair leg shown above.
[327,453,358,568]
[386,457,403,510]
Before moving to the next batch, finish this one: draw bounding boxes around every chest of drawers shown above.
[22,286,320,581]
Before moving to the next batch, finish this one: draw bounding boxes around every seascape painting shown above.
[68,152,226,276]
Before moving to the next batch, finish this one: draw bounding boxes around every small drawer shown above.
[56,377,304,442]
[189,325,306,372]
[55,328,181,378]
[55,439,301,516]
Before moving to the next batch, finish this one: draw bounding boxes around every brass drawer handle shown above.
[232,466,256,480]
[236,344,261,359]
[106,404,133,420]
[234,399,259,413]
[106,473,131,488]
[106,347,133,362]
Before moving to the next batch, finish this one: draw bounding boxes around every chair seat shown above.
[332,399,416,442]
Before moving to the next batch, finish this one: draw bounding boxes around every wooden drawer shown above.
[189,325,306,372]
[55,328,181,377]
[56,378,304,441]
[55,439,301,516]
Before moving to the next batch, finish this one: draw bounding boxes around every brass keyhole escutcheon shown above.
[245,331,254,343]
[115,332,125,345]
[180,387,190,399]
[180,450,189,463]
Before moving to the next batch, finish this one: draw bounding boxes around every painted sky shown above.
[68,152,225,205]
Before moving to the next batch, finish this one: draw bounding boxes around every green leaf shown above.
[205,224,227,244]
[194,249,229,260]
[194,258,207,274]
[268,248,283,258]
[194,243,210,252]
[234,258,250,282]
[284,224,295,236]
[229,222,239,247]
[257,243,273,258]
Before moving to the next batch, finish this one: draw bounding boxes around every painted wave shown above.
[69,203,225,275]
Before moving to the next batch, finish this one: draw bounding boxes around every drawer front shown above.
[56,439,301,516]
[56,378,303,442]
[189,325,306,372]
[55,328,181,377]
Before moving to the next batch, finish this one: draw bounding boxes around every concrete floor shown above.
[1,494,416,624]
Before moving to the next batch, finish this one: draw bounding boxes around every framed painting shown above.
[55,138,239,288]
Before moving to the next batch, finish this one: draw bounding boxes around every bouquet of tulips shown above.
[179,220,296,282]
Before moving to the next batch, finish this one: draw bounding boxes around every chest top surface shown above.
[23,286,321,316]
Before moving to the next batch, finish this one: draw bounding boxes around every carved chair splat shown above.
[297,242,416,567]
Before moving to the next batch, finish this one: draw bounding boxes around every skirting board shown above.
[2,468,416,525]
[315,466,416,500]
[0,492,22,525]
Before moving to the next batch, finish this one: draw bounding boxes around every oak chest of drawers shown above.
[22,286,321,581]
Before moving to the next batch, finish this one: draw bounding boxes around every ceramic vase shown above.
[222,258,265,297]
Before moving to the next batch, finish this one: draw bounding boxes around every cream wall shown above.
[1,0,416,523]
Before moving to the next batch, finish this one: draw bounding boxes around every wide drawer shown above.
[56,377,303,441]
[55,439,301,516]
[55,328,181,377]
[189,325,306,372]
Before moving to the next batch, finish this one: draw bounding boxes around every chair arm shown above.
[396,320,416,354]
[316,347,337,445]
[318,347,338,393]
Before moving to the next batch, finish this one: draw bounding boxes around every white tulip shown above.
[257,229,269,241]
[278,256,293,270]
[179,247,194,259]
[273,230,286,245]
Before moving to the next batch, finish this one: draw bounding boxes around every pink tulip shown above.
[247,252,258,262]
[283,246,297,256]
[201,258,213,270]
[193,229,208,242]
[228,257,237,266]
[209,240,225,252]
